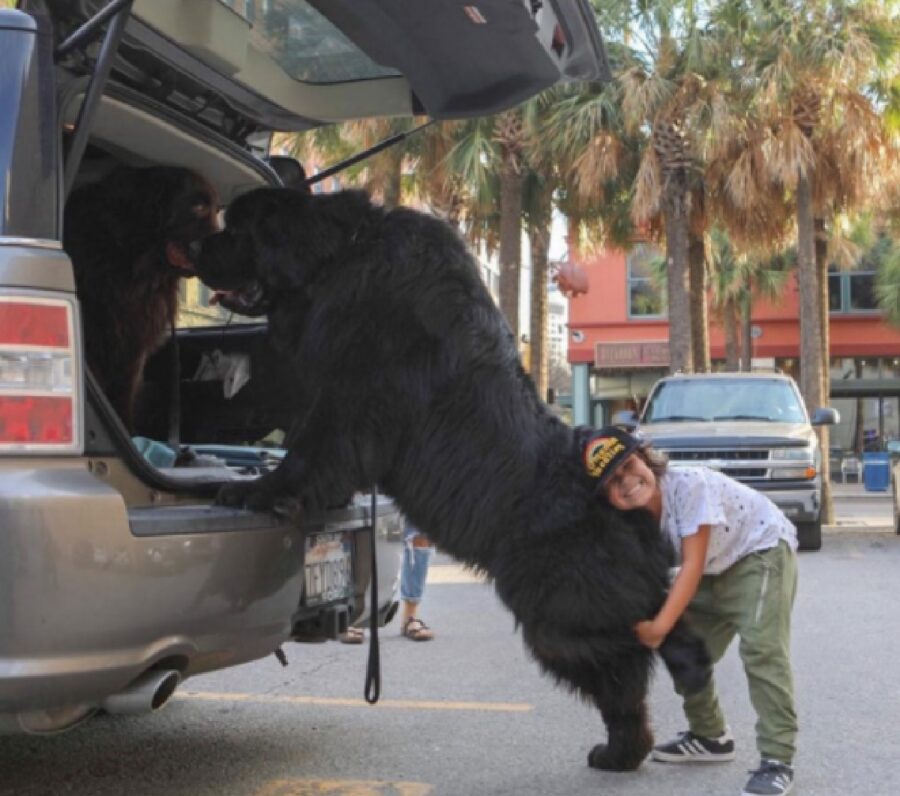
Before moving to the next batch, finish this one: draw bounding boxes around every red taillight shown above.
[0,396,73,443]
[0,296,81,453]
[0,302,70,347]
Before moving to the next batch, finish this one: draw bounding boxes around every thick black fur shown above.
[64,166,218,430]
[195,188,711,771]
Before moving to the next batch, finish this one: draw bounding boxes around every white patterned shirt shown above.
[660,466,797,575]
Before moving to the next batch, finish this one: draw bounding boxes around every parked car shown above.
[0,0,609,734]
[615,372,839,552]
[888,443,900,534]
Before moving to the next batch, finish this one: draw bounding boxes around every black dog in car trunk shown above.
[194,187,710,771]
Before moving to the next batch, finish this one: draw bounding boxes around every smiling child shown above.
[583,426,799,796]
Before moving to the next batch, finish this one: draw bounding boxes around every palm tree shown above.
[493,110,528,339]
[733,0,900,519]
[707,229,743,370]
[442,115,526,337]
[708,229,794,370]
[523,170,554,399]
[621,0,726,374]
[534,62,640,395]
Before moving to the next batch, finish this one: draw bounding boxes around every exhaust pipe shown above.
[100,669,181,715]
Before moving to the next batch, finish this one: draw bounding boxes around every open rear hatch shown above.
[44,0,610,145]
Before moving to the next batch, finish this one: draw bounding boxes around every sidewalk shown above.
[829,480,891,499]
[826,479,894,533]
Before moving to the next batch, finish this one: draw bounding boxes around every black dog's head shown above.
[193,188,296,315]
[194,187,374,316]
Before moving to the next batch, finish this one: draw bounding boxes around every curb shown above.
[830,493,891,500]
[824,524,894,534]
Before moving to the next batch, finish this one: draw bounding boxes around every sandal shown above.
[338,626,365,645]
[401,617,434,641]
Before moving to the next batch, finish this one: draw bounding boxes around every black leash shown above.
[167,318,181,449]
[364,486,381,704]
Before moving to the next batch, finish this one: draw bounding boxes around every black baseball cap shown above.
[581,426,641,489]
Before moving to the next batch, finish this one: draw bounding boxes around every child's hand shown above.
[634,620,667,649]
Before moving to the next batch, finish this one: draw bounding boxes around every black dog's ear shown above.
[291,189,374,267]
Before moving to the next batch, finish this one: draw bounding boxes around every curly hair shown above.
[636,441,668,478]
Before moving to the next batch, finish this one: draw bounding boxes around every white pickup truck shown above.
[616,372,839,551]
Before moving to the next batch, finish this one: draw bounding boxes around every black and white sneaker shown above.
[651,729,736,763]
[742,759,794,796]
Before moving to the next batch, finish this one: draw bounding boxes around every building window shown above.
[828,264,878,314]
[627,244,666,318]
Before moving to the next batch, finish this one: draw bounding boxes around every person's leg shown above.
[653,574,739,762]
[678,575,738,738]
[400,528,434,640]
[733,542,799,766]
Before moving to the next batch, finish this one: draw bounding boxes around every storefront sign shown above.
[595,341,670,368]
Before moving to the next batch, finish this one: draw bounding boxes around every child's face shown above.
[602,452,658,512]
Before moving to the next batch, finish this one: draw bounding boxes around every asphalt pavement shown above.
[0,484,895,796]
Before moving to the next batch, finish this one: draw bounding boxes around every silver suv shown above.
[0,0,608,734]
[618,373,839,551]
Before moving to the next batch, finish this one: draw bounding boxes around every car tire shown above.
[796,520,822,552]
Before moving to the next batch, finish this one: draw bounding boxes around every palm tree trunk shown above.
[663,184,693,373]
[815,217,831,396]
[724,299,740,371]
[815,215,833,521]
[380,146,403,210]
[797,175,825,521]
[689,232,710,371]
[741,274,752,371]
[499,158,524,339]
[528,199,552,401]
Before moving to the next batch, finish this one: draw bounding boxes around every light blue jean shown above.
[400,523,434,604]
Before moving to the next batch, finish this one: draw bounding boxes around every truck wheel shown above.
[796,520,822,552]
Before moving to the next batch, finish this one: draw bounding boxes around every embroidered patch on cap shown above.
[584,436,627,479]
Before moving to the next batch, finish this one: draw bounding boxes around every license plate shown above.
[303,531,352,606]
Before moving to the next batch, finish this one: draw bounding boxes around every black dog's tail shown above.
[657,620,712,695]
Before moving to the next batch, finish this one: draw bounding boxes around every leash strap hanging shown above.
[364,486,381,704]
[167,318,181,449]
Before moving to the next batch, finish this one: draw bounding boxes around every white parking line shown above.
[254,777,432,796]
[177,691,532,713]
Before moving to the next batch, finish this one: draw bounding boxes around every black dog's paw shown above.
[272,496,304,521]
[215,481,276,511]
[587,744,644,772]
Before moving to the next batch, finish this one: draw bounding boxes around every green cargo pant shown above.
[677,541,798,764]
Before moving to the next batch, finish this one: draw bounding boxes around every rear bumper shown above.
[0,460,401,723]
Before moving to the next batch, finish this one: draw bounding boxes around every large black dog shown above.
[194,187,710,771]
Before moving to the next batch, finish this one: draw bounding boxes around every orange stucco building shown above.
[565,246,900,457]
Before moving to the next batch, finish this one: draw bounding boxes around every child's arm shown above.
[634,524,711,649]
